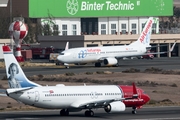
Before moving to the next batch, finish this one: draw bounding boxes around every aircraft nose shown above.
[57,55,63,62]
[144,94,150,104]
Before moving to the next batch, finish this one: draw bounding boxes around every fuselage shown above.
[7,85,150,109]
[57,45,147,64]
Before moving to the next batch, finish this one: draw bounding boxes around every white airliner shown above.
[2,45,150,116]
[57,17,175,68]
[57,17,153,68]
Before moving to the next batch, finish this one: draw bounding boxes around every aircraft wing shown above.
[144,42,176,55]
[146,44,168,49]
[70,98,125,108]
[98,57,107,61]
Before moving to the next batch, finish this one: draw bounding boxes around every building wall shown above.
[41,18,81,36]
[56,18,81,36]
[0,0,28,18]
[42,17,159,36]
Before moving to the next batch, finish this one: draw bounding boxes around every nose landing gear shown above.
[132,107,137,114]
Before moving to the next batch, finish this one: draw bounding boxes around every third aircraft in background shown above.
[57,17,176,68]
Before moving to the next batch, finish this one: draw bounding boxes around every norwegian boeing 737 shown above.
[57,17,175,68]
[1,45,150,116]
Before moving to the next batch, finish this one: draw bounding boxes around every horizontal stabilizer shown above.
[0,94,7,96]
[0,89,7,96]
[6,87,32,94]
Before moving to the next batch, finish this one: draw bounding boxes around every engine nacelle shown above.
[104,58,118,65]
[104,101,125,113]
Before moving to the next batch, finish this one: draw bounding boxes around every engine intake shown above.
[104,58,118,65]
[104,101,125,113]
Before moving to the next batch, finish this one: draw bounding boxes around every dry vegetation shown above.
[0,66,180,111]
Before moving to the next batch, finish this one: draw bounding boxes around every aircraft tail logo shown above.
[3,46,41,89]
[139,17,153,46]
[130,17,153,46]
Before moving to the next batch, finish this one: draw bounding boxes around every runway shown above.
[0,58,180,119]
[0,57,180,78]
[0,106,180,120]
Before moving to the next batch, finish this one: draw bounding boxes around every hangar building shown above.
[1,0,180,57]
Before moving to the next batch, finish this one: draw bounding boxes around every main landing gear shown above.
[132,107,137,114]
[95,62,101,67]
[85,110,94,117]
[60,109,94,117]
[65,66,69,69]
[60,109,69,116]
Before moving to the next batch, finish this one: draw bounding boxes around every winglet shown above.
[65,42,69,50]
[170,42,176,52]
[132,83,138,98]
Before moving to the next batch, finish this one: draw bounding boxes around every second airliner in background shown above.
[57,17,175,68]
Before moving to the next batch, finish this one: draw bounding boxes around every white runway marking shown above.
[18,118,39,119]
[129,118,180,120]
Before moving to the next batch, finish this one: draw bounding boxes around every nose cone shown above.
[57,55,64,62]
[144,94,150,104]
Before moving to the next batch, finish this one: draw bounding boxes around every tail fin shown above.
[65,42,69,50]
[3,46,41,89]
[130,17,153,46]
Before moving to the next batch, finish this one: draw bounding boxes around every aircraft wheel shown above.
[60,109,69,116]
[95,62,101,67]
[65,66,69,69]
[85,110,94,117]
[132,107,137,114]
[112,64,119,67]
[132,110,137,114]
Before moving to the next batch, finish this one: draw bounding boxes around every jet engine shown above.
[104,58,118,65]
[104,101,125,113]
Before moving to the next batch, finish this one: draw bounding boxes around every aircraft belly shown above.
[39,97,73,109]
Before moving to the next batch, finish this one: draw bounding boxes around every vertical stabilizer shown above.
[130,17,153,46]
[3,46,41,88]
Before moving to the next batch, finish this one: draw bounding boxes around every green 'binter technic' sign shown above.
[29,0,173,18]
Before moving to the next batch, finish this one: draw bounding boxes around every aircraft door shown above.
[35,91,39,102]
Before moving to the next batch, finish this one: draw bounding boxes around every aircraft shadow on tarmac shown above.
[0,112,126,119]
